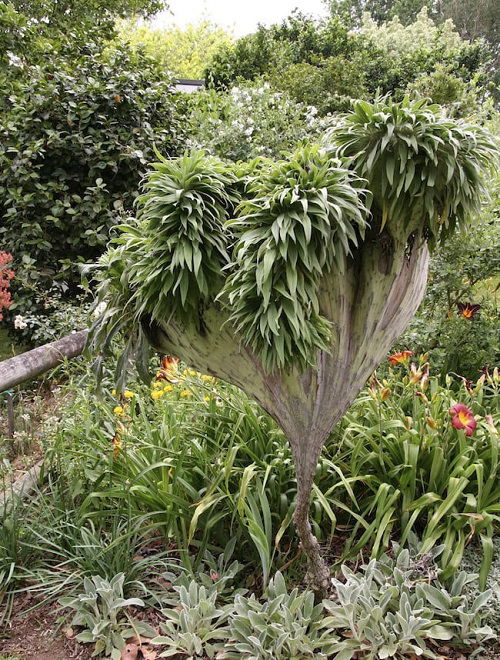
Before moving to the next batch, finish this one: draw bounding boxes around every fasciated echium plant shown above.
[89,97,498,590]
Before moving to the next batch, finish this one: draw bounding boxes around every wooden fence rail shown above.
[0,330,88,394]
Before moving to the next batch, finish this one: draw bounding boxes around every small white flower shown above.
[14,315,27,330]
[92,301,107,319]
[7,52,22,67]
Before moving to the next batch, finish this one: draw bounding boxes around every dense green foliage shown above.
[1,0,165,62]
[206,9,490,115]
[15,355,492,586]
[0,45,184,320]
[224,145,367,370]
[330,97,497,246]
[328,0,499,51]
[332,360,499,586]
[400,195,499,379]
[129,152,238,324]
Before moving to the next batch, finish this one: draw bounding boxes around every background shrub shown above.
[205,9,490,114]
[184,84,326,161]
[0,43,184,326]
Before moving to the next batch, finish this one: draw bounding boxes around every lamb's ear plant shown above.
[150,581,233,659]
[89,96,497,589]
[323,546,495,659]
[59,573,156,659]
[220,571,338,659]
[161,538,247,604]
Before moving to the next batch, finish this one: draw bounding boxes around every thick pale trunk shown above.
[144,231,430,588]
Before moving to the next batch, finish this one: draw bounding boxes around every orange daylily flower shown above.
[449,403,476,437]
[457,302,480,319]
[389,350,413,365]
[156,355,180,382]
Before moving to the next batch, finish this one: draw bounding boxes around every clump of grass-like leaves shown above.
[330,96,498,244]
[129,151,239,323]
[222,144,368,371]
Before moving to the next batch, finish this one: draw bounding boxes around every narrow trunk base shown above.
[293,506,331,592]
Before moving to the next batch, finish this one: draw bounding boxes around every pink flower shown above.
[449,403,476,437]
[210,572,219,580]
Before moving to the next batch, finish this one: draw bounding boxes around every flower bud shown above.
[380,387,391,400]
[426,417,437,430]
[484,415,497,434]
[409,364,422,384]
[419,352,430,365]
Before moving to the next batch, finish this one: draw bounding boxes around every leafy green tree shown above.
[90,98,496,588]
[206,13,364,89]
[272,56,368,114]
[8,0,165,44]
[328,0,428,25]
[329,0,498,76]
[118,19,233,79]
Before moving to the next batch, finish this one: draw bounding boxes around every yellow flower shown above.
[182,369,188,376]
[204,395,211,403]
[201,374,213,382]
[151,390,164,400]
[113,405,125,417]
[111,389,117,396]
[180,389,191,398]
[123,391,135,399]
[163,384,173,392]
[152,381,163,389]
[188,369,197,376]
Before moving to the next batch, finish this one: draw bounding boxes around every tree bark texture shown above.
[0,330,88,393]
[144,230,430,588]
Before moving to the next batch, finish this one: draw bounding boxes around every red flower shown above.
[389,350,413,365]
[0,251,14,321]
[449,403,476,437]
[457,302,480,319]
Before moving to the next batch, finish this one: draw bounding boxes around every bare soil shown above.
[0,602,92,660]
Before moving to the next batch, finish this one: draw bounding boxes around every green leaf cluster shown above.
[331,97,498,245]
[125,151,239,325]
[59,573,156,658]
[223,144,367,371]
[323,546,495,658]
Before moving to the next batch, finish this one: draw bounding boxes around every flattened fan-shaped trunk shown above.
[144,230,430,590]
